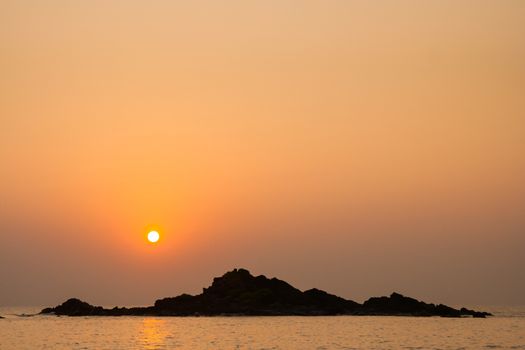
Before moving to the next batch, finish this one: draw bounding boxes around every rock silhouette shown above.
[40,268,491,318]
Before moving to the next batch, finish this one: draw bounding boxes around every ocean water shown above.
[1,306,524,349]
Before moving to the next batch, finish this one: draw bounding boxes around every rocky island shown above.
[41,268,491,318]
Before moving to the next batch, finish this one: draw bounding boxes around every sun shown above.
[147,230,160,243]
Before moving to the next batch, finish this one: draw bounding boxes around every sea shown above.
[0,306,524,349]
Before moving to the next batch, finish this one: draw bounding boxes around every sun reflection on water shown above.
[139,318,168,349]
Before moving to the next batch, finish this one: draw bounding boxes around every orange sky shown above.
[1,0,524,306]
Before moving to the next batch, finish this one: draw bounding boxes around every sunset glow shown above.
[0,1,523,309]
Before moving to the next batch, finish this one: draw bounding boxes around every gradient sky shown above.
[1,0,524,307]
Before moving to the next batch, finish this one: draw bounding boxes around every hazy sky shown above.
[1,0,524,307]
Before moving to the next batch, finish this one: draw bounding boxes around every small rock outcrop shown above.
[41,298,103,316]
[360,292,490,318]
[40,268,492,318]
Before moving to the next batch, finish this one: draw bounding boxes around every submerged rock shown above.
[40,268,492,318]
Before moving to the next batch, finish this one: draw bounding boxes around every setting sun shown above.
[147,231,160,243]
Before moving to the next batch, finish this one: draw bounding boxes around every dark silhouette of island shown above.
[41,268,491,318]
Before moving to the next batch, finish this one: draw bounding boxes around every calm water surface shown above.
[1,306,524,349]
